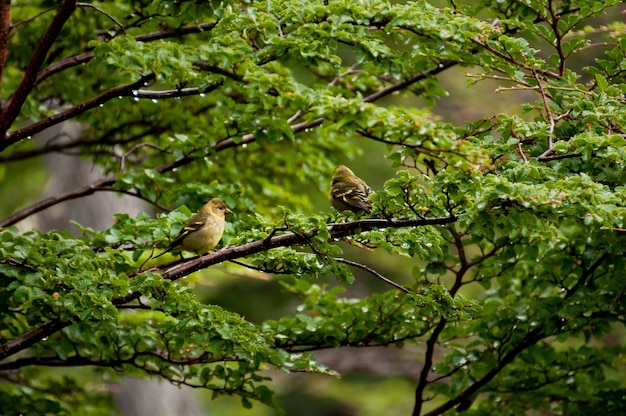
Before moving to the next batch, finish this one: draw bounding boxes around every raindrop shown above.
[152,99,158,104]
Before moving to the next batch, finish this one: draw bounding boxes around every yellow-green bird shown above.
[329,165,373,214]
[155,198,232,258]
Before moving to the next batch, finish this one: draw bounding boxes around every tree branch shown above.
[469,37,559,80]
[0,0,77,142]
[334,257,412,294]
[0,0,10,87]
[0,13,506,221]
[35,22,218,85]
[3,73,156,148]
[114,216,457,305]
[0,177,116,227]
[412,318,447,416]
[422,328,545,416]
[0,318,69,362]
[164,217,456,281]
[76,2,125,34]
[0,124,164,163]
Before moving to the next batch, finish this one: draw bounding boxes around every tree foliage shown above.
[1,0,625,414]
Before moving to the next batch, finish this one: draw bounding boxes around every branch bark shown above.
[0,318,69,362]
[412,319,447,416]
[4,73,155,148]
[422,328,545,416]
[0,177,117,227]
[334,257,412,294]
[0,0,77,143]
[0,0,10,86]
[142,216,457,297]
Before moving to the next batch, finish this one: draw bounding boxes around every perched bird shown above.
[329,165,373,214]
[154,198,232,258]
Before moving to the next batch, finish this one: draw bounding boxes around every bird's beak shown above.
[225,207,233,215]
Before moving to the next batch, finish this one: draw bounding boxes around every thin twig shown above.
[10,5,56,30]
[517,141,528,163]
[533,69,555,158]
[35,22,218,85]
[119,142,166,172]
[77,2,125,34]
[329,62,360,87]
[0,177,114,227]
[226,259,277,279]
[287,110,303,124]
[469,37,559,80]
[532,67,573,161]
[334,257,412,294]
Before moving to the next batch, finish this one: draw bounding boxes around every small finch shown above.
[154,198,232,258]
[329,165,373,214]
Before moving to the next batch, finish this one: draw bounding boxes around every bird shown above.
[329,165,373,214]
[154,198,232,258]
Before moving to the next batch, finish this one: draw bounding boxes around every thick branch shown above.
[413,319,447,416]
[113,216,457,305]
[0,0,10,84]
[423,328,545,416]
[0,318,69,362]
[163,217,456,280]
[128,83,220,100]
[4,74,155,148]
[0,0,77,141]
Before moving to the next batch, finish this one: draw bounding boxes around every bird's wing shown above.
[331,182,372,212]
[169,217,205,247]
[155,213,206,257]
